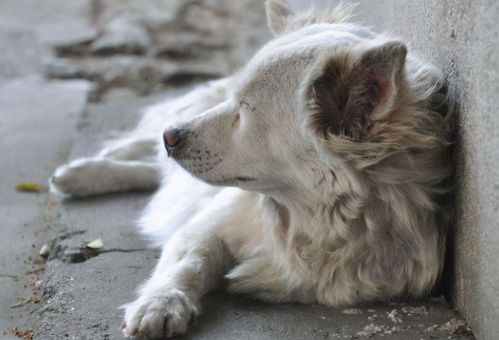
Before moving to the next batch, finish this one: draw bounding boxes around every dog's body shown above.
[50,1,452,338]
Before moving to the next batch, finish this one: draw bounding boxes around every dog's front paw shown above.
[122,289,199,339]
[50,159,98,196]
[50,158,121,197]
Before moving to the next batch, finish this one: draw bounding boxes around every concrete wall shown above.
[289,1,499,339]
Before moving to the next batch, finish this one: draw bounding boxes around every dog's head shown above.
[163,1,439,195]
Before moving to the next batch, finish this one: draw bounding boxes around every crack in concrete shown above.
[99,248,149,254]
[50,225,150,264]
[56,229,86,241]
[53,243,150,264]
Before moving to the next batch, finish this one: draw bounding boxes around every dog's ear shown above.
[265,0,294,36]
[306,41,408,139]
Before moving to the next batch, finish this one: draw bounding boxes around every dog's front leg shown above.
[122,227,230,339]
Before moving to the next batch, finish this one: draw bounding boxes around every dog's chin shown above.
[187,169,267,191]
[192,174,255,188]
[172,157,277,191]
[204,176,256,187]
[169,155,252,186]
[205,176,288,194]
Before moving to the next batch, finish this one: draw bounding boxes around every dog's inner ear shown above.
[309,42,408,139]
[265,0,294,36]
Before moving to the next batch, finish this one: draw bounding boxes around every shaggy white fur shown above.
[50,1,452,338]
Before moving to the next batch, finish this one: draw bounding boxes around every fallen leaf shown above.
[16,182,48,193]
[10,297,31,308]
[11,327,34,340]
[86,238,104,249]
[26,265,45,275]
[30,297,42,304]
[9,296,42,308]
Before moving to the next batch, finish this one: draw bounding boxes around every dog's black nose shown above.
[163,128,182,155]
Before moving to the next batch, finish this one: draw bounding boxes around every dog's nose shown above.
[163,128,182,155]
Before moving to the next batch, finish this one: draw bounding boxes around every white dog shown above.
[50,1,452,338]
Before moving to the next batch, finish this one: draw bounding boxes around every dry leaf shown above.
[11,327,34,340]
[16,182,48,193]
[26,266,45,275]
[9,296,43,308]
[10,297,31,308]
[86,238,104,249]
[30,297,42,304]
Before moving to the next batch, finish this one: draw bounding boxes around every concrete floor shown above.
[0,0,475,339]
[0,78,91,339]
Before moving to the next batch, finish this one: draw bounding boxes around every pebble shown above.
[39,244,50,257]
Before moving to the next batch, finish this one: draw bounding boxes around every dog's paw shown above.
[122,289,199,339]
[50,159,98,197]
[50,158,128,197]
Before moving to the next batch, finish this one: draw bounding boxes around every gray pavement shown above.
[0,78,91,338]
[0,0,475,339]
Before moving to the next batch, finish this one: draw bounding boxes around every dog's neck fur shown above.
[264,162,367,250]
[260,83,448,303]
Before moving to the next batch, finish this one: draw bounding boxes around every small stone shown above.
[424,324,439,333]
[86,238,104,249]
[357,324,400,337]
[387,309,403,324]
[437,318,471,335]
[39,244,50,257]
[341,308,362,315]
[401,306,428,315]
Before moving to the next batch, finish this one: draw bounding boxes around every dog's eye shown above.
[240,100,250,108]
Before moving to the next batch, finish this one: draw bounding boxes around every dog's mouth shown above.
[172,149,222,176]
[171,151,256,186]
[205,176,256,186]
